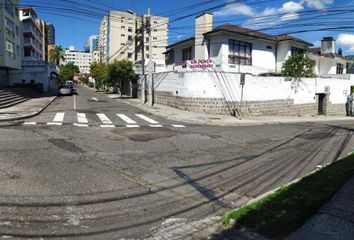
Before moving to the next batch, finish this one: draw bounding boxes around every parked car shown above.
[58,85,73,96]
[65,80,74,89]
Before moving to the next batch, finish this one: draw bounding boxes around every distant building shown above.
[18,6,43,61]
[0,0,22,86]
[98,11,168,64]
[46,24,55,45]
[84,35,98,53]
[63,46,92,73]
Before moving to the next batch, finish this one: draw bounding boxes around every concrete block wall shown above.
[151,71,354,116]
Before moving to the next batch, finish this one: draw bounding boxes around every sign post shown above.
[240,73,245,119]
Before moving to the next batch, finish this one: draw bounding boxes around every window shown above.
[153,37,157,40]
[291,47,304,56]
[146,37,149,42]
[128,35,133,41]
[16,26,19,36]
[146,46,149,51]
[128,27,133,32]
[121,34,125,37]
[337,63,344,74]
[4,0,14,16]
[6,40,15,59]
[121,26,125,29]
[228,39,252,65]
[182,47,192,61]
[128,52,132,58]
[5,18,14,36]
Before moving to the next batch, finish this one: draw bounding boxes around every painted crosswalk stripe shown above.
[136,114,159,124]
[47,122,62,126]
[73,123,89,127]
[53,112,65,122]
[77,113,88,124]
[126,125,140,128]
[149,125,164,128]
[100,124,115,128]
[96,113,113,124]
[23,122,37,125]
[172,125,186,128]
[117,114,136,124]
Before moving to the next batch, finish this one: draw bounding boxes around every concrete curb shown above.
[0,96,57,122]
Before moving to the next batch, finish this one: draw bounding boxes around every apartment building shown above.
[98,11,168,65]
[46,24,55,45]
[19,7,43,61]
[84,35,98,53]
[0,0,22,86]
[63,46,92,73]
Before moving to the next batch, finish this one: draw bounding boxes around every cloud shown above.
[349,47,354,53]
[337,34,354,46]
[213,3,255,17]
[281,12,300,21]
[281,1,304,12]
[300,0,334,9]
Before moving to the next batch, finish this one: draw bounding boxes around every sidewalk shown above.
[287,176,354,240]
[0,92,56,122]
[107,95,352,126]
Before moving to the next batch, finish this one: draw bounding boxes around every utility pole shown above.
[146,8,154,106]
[141,15,146,103]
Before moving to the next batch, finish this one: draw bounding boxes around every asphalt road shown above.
[0,85,354,239]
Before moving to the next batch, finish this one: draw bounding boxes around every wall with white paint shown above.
[152,71,354,105]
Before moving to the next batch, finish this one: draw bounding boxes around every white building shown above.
[84,35,98,53]
[99,11,168,65]
[18,6,43,61]
[167,13,348,76]
[63,46,92,73]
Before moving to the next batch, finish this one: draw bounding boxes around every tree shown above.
[49,46,65,66]
[106,60,139,96]
[338,48,343,56]
[59,62,80,82]
[282,54,315,80]
[90,62,107,90]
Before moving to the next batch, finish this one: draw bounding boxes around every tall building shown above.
[0,0,22,86]
[63,46,92,74]
[98,11,168,64]
[84,35,98,53]
[18,6,43,61]
[46,24,55,45]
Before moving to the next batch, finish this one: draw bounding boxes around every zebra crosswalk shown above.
[22,112,186,129]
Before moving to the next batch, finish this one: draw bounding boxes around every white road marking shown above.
[149,125,164,128]
[77,113,88,123]
[23,122,37,125]
[53,112,65,122]
[172,125,186,128]
[126,125,140,128]
[96,113,113,124]
[136,114,159,124]
[47,122,62,126]
[91,97,98,101]
[117,114,136,124]
[100,124,115,128]
[73,123,89,127]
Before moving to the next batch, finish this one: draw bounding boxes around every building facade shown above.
[19,7,43,61]
[63,46,92,73]
[0,0,22,86]
[46,24,55,45]
[98,11,168,65]
[84,35,98,53]
[167,13,347,76]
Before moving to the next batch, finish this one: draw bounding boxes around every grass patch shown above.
[223,153,354,239]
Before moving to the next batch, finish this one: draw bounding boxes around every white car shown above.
[58,85,72,96]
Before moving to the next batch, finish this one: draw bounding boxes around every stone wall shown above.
[154,91,347,116]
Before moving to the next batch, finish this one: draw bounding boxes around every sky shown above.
[19,0,354,55]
